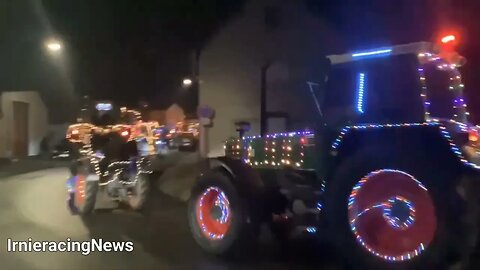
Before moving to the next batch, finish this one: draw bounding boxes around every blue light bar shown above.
[356,73,366,113]
[96,103,113,111]
[352,48,392,58]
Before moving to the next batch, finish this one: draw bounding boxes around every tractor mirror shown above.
[235,121,251,138]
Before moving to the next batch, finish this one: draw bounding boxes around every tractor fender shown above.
[331,125,464,175]
[203,157,267,222]
[205,157,265,195]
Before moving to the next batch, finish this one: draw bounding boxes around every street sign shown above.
[199,118,212,126]
[197,105,215,119]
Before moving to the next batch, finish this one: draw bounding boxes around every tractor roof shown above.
[327,42,434,65]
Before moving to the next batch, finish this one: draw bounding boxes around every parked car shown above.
[177,132,198,152]
[51,139,74,159]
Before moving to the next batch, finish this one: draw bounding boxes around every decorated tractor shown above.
[187,38,480,269]
[66,102,159,214]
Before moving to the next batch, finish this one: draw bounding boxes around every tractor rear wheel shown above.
[74,174,98,215]
[325,150,478,269]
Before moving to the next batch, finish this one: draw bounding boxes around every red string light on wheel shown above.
[75,175,86,205]
[196,187,232,240]
[348,169,437,262]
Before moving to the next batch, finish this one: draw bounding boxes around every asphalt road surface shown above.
[0,168,341,270]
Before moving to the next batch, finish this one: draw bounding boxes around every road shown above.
[0,168,340,270]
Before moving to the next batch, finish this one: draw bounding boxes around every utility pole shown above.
[260,62,271,136]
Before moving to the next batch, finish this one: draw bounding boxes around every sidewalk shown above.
[0,157,69,179]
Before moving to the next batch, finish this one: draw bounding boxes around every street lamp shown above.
[45,39,62,52]
[182,78,193,87]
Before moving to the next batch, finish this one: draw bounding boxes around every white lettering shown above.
[103,241,112,252]
[48,242,57,252]
[91,238,102,252]
[58,242,66,252]
[125,242,134,252]
[81,241,91,256]
[43,241,49,251]
[19,241,27,251]
[33,242,42,252]
[5,238,134,254]
[111,241,124,251]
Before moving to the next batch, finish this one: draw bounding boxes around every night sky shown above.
[1,0,479,123]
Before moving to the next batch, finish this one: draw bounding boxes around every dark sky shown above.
[1,0,480,123]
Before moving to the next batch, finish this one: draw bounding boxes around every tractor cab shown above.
[321,38,480,170]
[323,40,468,128]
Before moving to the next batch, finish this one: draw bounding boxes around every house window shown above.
[264,6,281,31]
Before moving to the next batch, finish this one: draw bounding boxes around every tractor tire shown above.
[128,173,150,211]
[324,149,478,270]
[74,175,98,215]
[188,171,260,257]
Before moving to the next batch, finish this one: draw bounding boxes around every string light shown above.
[196,187,231,240]
[67,107,154,197]
[331,123,438,150]
[316,202,323,211]
[356,73,366,113]
[330,122,480,170]
[230,130,313,169]
[351,48,392,58]
[243,131,312,140]
[383,196,416,230]
[416,66,431,120]
[418,52,470,123]
[349,169,429,262]
[439,126,480,169]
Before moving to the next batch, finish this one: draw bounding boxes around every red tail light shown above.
[469,129,479,143]
[121,129,130,137]
[439,33,458,55]
[67,129,80,142]
[441,35,456,44]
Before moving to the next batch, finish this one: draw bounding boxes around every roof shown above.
[327,42,434,65]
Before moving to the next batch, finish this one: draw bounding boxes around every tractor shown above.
[66,102,158,214]
[187,37,480,269]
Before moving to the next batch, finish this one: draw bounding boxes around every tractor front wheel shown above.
[188,171,260,257]
[128,174,150,211]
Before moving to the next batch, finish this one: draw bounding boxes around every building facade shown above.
[147,103,186,127]
[199,0,331,157]
[0,91,48,158]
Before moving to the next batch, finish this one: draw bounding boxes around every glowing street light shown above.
[45,39,62,52]
[182,78,193,87]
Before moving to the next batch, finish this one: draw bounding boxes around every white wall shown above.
[0,91,48,157]
[200,0,329,157]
